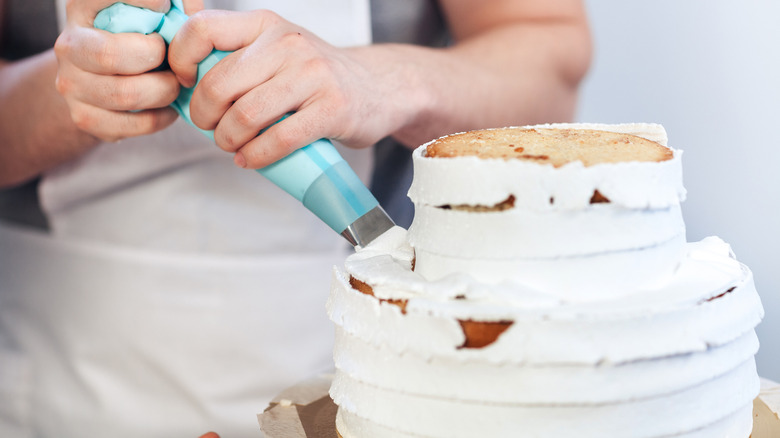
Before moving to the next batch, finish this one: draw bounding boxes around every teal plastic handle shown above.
[94,1,378,234]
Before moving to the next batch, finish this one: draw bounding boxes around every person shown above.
[0,0,591,436]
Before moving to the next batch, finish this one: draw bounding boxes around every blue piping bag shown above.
[94,1,394,247]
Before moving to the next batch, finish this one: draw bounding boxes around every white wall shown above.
[578,1,780,380]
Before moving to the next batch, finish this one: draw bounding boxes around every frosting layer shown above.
[409,203,685,258]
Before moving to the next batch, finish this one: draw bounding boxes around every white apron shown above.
[0,1,372,437]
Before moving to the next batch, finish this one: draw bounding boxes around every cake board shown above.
[258,374,780,438]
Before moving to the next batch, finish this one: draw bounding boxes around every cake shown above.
[326,123,764,437]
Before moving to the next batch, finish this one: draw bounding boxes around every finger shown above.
[198,433,220,438]
[168,9,281,87]
[211,74,311,153]
[57,68,180,111]
[234,112,326,169]
[55,26,167,75]
[67,0,171,26]
[67,101,179,142]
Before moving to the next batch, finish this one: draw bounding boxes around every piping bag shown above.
[94,0,394,247]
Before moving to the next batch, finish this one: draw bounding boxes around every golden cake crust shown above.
[425,128,673,167]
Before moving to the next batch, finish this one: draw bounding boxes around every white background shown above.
[578,1,779,380]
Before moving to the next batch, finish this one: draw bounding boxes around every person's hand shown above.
[199,433,219,438]
[53,0,204,142]
[167,9,410,169]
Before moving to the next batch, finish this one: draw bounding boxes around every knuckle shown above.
[186,12,212,38]
[214,122,242,152]
[324,87,349,111]
[199,70,230,104]
[279,30,309,52]
[53,33,70,59]
[232,100,260,130]
[95,40,122,71]
[273,127,299,154]
[113,80,143,110]
[70,108,93,133]
[314,86,350,120]
[304,57,337,84]
[217,131,240,152]
[255,9,283,26]
[54,74,70,96]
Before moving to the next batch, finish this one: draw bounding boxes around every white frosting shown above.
[409,203,685,258]
[328,123,763,438]
[411,234,685,299]
[333,327,759,404]
[330,239,764,365]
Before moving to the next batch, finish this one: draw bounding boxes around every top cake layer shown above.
[408,123,686,211]
[425,127,673,167]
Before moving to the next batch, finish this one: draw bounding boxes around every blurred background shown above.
[578,1,779,380]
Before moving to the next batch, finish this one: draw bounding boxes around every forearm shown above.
[0,50,99,187]
[356,17,591,149]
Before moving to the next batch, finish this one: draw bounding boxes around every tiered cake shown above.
[327,123,764,437]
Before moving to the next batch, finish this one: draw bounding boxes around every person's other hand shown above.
[168,10,408,169]
[53,0,203,142]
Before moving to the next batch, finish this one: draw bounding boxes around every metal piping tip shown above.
[341,206,396,247]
